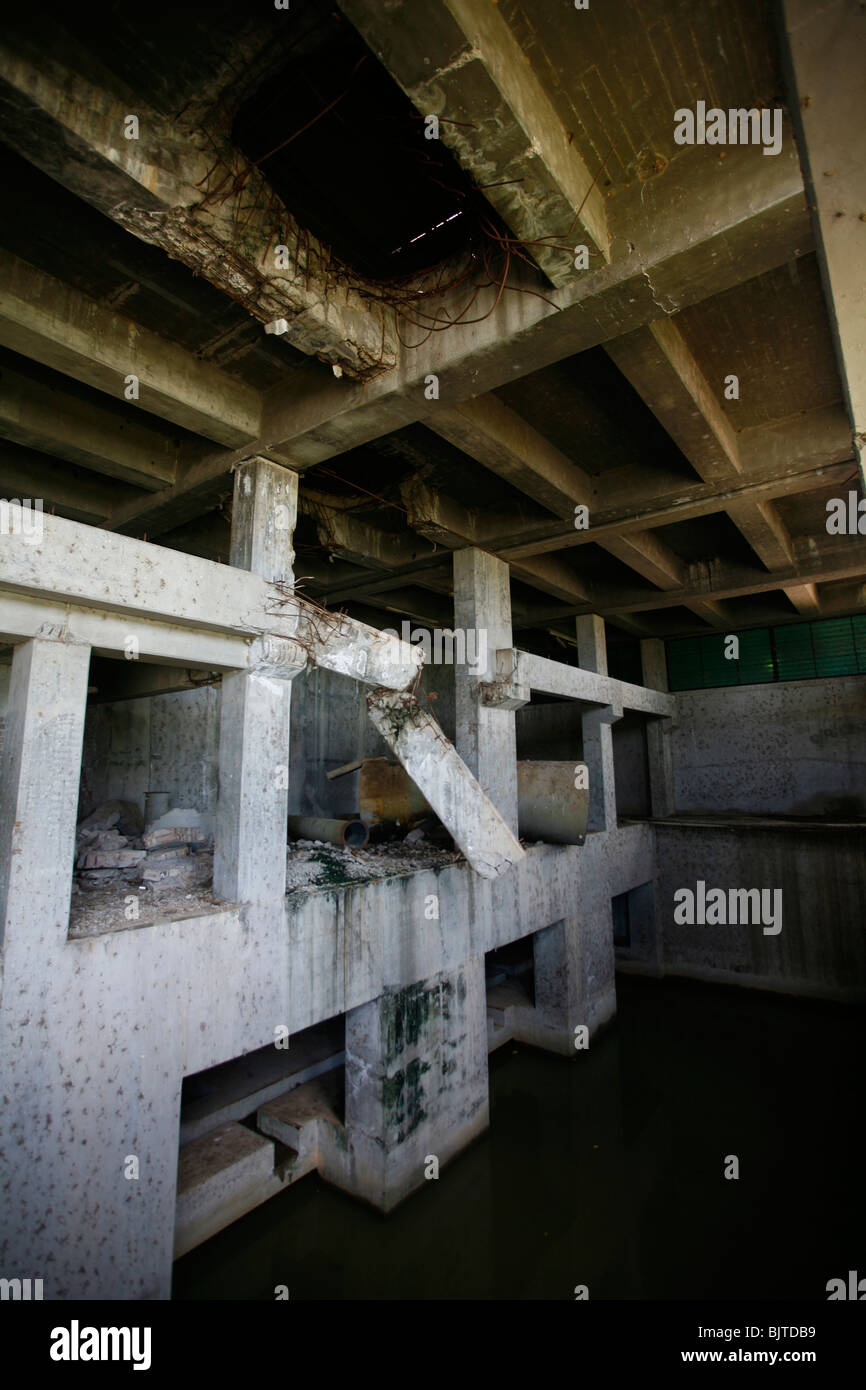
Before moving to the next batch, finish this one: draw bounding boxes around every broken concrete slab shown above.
[366,690,524,879]
[174,1122,284,1259]
[78,849,146,869]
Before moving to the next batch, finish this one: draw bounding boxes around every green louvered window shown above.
[666,616,866,691]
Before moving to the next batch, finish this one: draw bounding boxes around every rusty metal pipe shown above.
[286,816,370,849]
[517,761,589,845]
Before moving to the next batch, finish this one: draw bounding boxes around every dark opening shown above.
[232,6,491,281]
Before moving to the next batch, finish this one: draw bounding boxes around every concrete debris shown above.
[78,799,144,838]
[79,849,147,869]
[143,826,207,849]
[285,838,459,892]
[73,803,213,893]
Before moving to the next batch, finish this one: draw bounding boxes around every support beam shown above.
[310,507,436,572]
[429,394,592,519]
[529,540,866,624]
[605,315,825,610]
[0,361,179,489]
[0,251,262,447]
[427,391,699,595]
[0,444,134,525]
[339,0,609,285]
[453,548,519,834]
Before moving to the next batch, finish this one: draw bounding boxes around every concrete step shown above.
[257,1072,343,1154]
[486,979,532,1014]
[174,1122,284,1259]
[179,1018,343,1144]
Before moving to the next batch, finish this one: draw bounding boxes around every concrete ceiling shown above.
[0,0,860,657]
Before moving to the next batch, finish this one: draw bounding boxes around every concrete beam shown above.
[0,45,394,381]
[0,444,129,525]
[367,689,524,879]
[339,0,608,285]
[782,0,866,477]
[604,315,822,607]
[429,394,592,519]
[310,507,437,572]
[0,512,422,689]
[0,251,261,447]
[785,582,822,615]
[510,647,675,718]
[530,540,866,623]
[0,361,179,489]
[427,391,700,595]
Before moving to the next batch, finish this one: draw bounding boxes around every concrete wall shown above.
[671,675,866,818]
[653,822,866,1001]
[80,686,220,826]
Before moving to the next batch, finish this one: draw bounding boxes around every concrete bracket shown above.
[472,646,529,709]
[247,635,308,679]
[34,617,89,647]
[473,677,530,710]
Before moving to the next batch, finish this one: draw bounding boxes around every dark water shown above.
[173,976,865,1300]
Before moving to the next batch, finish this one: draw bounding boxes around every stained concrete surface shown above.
[173,974,866,1301]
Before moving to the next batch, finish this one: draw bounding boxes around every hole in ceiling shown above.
[231,3,497,282]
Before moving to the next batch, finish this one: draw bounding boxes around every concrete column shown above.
[577,615,619,832]
[531,910,617,1050]
[0,637,90,954]
[214,459,299,904]
[640,637,675,818]
[230,455,298,581]
[453,548,518,834]
[782,0,866,480]
[338,957,489,1210]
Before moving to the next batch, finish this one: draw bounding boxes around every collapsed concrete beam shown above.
[0,46,394,381]
[366,690,524,879]
[340,0,609,286]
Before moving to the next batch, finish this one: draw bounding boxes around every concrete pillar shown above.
[339,957,489,1210]
[453,548,518,834]
[531,910,617,1051]
[782,0,866,480]
[577,615,619,832]
[213,460,299,904]
[640,638,675,818]
[0,637,90,953]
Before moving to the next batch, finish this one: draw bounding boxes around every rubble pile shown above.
[74,801,213,893]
